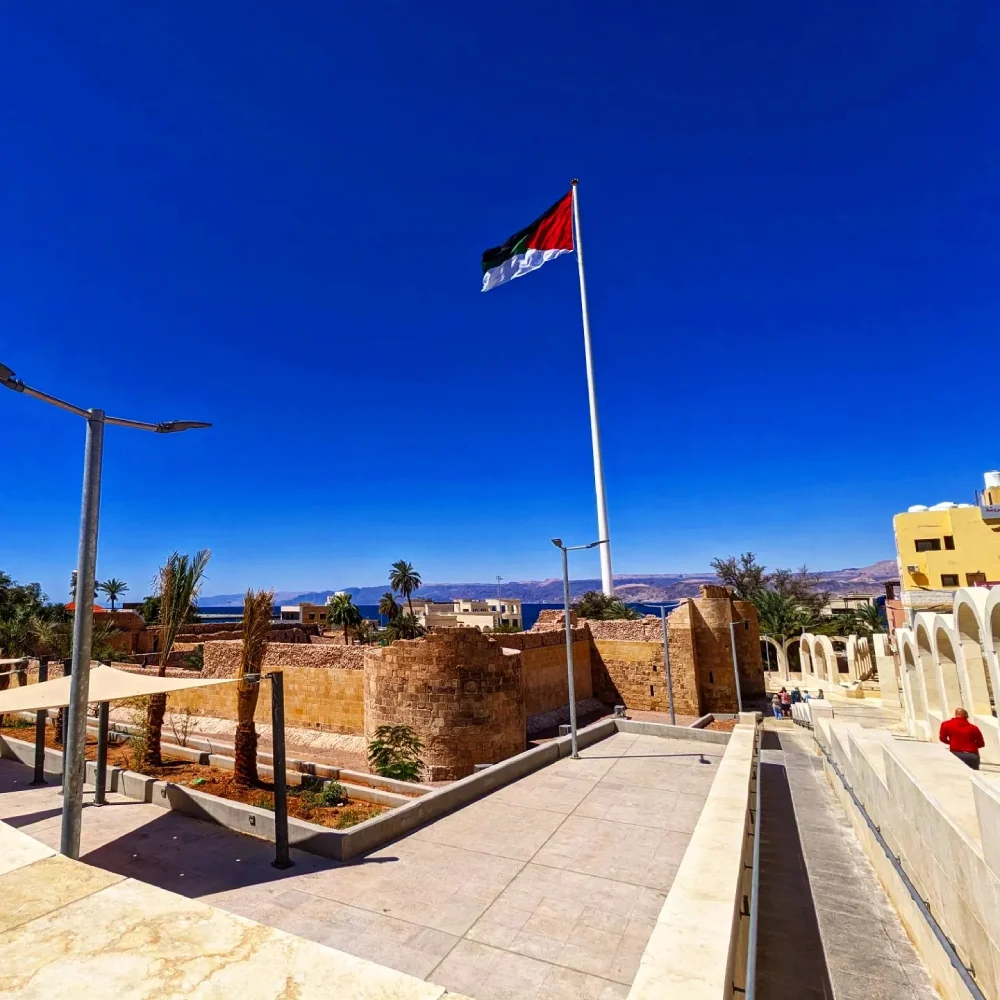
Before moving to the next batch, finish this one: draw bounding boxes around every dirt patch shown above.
[705,718,739,732]
[0,722,386,830]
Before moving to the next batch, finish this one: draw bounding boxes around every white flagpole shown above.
[571,178,614,596]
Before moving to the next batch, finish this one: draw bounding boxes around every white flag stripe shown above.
[481,247,572,292]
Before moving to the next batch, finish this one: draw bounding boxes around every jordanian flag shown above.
[481,191,574,292]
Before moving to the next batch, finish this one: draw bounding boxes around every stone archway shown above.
[956,600,995,717]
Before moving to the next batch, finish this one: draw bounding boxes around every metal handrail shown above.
[744,730,762,999]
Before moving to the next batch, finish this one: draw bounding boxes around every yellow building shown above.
[893,470,1000,614]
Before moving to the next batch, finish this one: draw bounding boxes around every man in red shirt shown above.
[939,708,986,770]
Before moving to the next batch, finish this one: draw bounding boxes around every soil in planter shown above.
[0,723,386,830]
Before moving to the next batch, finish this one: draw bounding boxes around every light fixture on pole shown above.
[728,617,749,714]
[0,362,210,860]
[551,537,607,758]
[636,601,677,725]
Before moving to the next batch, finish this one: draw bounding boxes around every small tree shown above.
[377,591,401,622]
[710,553,767,602]
[367,724,425,782]
[97,577,129,611]
[234,588,273,787]
[573,591,639,620]
[143,549,211,769]
[328,592,362,643]
[384,613,426,641]
[852,602,887,637]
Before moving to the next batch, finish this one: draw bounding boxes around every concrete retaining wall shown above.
[816,716,1000,1000]
[628,723,756,1000]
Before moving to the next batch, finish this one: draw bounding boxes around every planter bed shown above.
[0,725,385,831]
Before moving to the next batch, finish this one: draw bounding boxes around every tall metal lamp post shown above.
[0,361,210,860]
[551,537,606,758]
[635,602,677,725]
[728,617,749,714]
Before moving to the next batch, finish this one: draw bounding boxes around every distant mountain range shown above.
[198,559,898,607]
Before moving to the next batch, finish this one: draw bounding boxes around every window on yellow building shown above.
[915,539,941,552]
[941,574,959,587]
[944,536,955,550]
[967,572,987,586]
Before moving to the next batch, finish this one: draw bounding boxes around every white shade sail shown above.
[0,664,237,715]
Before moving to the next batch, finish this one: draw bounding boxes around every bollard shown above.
[268,671,293,870]
[94,702,109,806]
[29,658,49,786]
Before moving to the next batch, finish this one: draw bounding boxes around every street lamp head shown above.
[586,539,608,549]
[156,420,213,434]
[0,361,15,381]
[551,538,563,549]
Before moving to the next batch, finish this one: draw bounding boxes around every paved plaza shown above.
[0,730,721,1000]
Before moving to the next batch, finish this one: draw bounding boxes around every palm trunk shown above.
[343,623,349,645]
[144,691,166,769]
[142,658,168,769]
[407,594,413,616]
[234,680,260,786]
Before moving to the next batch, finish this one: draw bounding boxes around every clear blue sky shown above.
[1,2,995,602]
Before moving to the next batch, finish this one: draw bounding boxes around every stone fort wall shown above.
[363,630,526,780]
[143,586,762,780]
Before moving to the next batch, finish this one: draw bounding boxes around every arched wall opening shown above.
[934,628,966,717]
[956,603,995,716]
[813,642,829,682]
[831,639,849,675]
[786,639,801,673]
[903,644,926,720]
[916,624,942,718]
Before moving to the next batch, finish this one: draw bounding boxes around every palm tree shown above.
[753,589,811,643]
[389,560,422,617]
[328,592,362,644]
[97,577,129,611]
[378,591,401,622]
[234,588,273,787]
[143,549,211,769]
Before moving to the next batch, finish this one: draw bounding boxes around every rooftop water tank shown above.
[929,502,957,510]
[907,505,929,513]
[985,471,1000,489]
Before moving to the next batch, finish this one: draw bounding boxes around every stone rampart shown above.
[201,640,364,678]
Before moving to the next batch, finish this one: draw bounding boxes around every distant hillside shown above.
[199,559,897,607]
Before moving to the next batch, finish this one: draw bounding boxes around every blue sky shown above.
[0,2,995,602]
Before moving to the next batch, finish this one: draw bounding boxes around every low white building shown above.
[408,597,522,631]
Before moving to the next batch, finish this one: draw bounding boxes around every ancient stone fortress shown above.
[155,585,763,780]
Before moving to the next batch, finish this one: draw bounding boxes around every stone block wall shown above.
[164,665,365,735]
[363,629,526,780]
[584,616,665,643]
[519,640,593,716]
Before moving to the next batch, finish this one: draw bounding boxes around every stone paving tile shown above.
[0,729,705,999]
[411,797,568,860]
[490,772,597,815]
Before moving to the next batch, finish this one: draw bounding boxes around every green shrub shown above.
[321,780,347,806]
[367,724,425,783]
